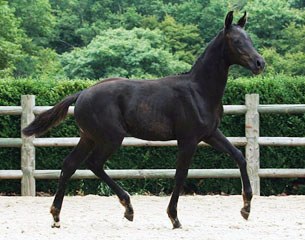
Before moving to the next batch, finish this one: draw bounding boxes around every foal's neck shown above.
[190,31,230,104]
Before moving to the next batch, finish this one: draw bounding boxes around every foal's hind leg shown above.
[204,129,253,220]
[50,137,94,228]
[85,141,134,221]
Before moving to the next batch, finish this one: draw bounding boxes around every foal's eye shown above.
[233,39,241,45]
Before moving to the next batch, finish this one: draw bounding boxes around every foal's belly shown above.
[125,119,175,141]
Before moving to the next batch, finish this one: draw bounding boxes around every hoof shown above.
[51,221,61,228]
[124,202,134,221]
[120,198,134,222]
[170,217,182,229]
[50,205,61,228]
[124,210,134,221]
[241,193,251,220]
[173,221,182,229]
[240,208,250,220]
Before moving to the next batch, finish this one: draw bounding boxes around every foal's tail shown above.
[22,92,82,137]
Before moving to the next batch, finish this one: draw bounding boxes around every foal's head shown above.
[223,11,265,74]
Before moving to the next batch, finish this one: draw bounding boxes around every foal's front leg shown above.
[167,139,197,229]
[204,129,253,220]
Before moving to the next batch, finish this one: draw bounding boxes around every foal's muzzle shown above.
[251,56,265,75]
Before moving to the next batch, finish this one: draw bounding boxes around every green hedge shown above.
[1,75,305,196]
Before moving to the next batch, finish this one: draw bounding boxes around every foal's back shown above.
[74,75,200,141]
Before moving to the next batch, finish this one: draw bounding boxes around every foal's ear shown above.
[237,11,247,28]
[225,11,234,29]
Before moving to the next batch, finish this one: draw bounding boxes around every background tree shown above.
[0,0,27,77]
[9,0,56,46]
[0,0,304,79]
[61,28,190,79]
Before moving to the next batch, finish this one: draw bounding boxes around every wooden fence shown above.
[1,94,305,196]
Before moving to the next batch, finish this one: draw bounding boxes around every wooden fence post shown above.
[21,95,36,196]
[245,94,260,195]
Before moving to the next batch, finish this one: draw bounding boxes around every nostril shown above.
[256,60,261,68]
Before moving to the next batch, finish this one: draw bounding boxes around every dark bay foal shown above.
[23,11,265,229]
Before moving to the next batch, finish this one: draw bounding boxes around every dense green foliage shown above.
[1,0,305,79]
[1,75,305,196]
[61,28,190,79]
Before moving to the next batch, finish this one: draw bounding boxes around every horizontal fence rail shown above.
[1,169,305,180]
[0,94,305,196]
[2,137,305,148]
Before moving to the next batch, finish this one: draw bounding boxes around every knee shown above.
[61,160,79,175]
[235,149,244,159]
[234,150,247,168]
[174,169,189,182]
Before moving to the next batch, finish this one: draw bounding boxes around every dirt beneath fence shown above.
[0,195,305,240]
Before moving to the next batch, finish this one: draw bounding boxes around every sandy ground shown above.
[0,195,305,240]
